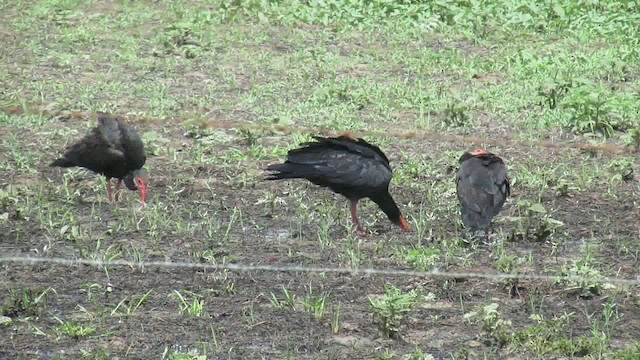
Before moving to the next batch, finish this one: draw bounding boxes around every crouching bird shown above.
[50,113,148,203]
[266,135,411,234]
[456,149,510,239]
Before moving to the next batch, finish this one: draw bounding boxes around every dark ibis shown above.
[266,135,410,234]
[456,148,510,238]
[50,113,148,203]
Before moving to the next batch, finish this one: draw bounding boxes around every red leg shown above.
[114,179,122,201]
[106,177,113,202]
[349,200,365,235]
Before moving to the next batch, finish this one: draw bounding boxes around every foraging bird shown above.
[266,135,410,234]
[50,113,148,203]
[456,149,510,238]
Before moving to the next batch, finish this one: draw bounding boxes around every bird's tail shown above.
[265,163,312,180]
[50,158,74,168]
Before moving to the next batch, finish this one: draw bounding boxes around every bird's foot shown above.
[353,224,367,237]
[105,178,115,202]
[113,179,123,202]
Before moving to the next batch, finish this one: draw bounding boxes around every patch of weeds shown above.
[558,243,610,298]
[622,127,640,149]
[344,239,363,269]
[157,22,205,58]
[607,157,634,182]
[552,179,580,198]
[172,290,206,317]
[141,130,171,156]
[111,290,152,316]
[561,86,633,138]
[79,347,111,360]
[490,242,519,295]
[538,74,573,110]
[442,100,469,129]
[241,302,260,326]
[269,286,297,310]
[302,285,329,320]
[403,347,436,360]
[400,246,441,271]
[506,200,564,243]
[1,287,56,318]
[331,303,341,334]
[368,284,421,339]
[54,316,95,339]
[586,298,619,344]
[614,342,640,359]
[82,239,122,277]
[464,302,511,346]
[548,336,601,357]
[511,312,574,355]
[162,347,208,360]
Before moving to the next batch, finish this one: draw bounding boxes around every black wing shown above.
[60,133,126,175]
[456,156,509,216]
[311,136,391,170]
[266,136,392,190]
[108,116,146,170]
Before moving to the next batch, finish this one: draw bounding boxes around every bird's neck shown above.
[370,191,402,223]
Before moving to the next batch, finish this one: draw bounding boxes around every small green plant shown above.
[561,87,623,138]
[464,302,511,345]
[54,316,95,339]
[491,242,519,294]
[269,286,297,310]
[403,347,435,360]
[159,22,203,58]
[241,303,260,326]
[614,341,640,359]
[111,290,152,316]
[511,313,574,355]
[443,100,469,128]
[607,157,634,182]
[558,243,607,298]
[172,290,206,317]
[331,303,341,334]
[1,287,55,318]
[507,200,564,242]
[303,286,329,319]
[403,246,441,271]
[141,131,170,156]
[368,284,420,338]
[538,75,573,110]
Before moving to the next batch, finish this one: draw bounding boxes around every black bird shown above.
[266,135,410,234]
[50,113,148,203]
[456,148,510,238]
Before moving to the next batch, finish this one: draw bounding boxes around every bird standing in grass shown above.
[456,148,510,239]
[266,135,410,234]
[50,113,148,203]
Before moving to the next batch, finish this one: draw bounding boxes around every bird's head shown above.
[469,148,486,155]
[124,168,149,203]
[459,148,487,163]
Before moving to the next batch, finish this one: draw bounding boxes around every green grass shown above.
[1,0,639,358]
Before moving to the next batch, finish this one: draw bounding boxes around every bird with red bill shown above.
[456,148,510,239]
[266,135,410,235]
[50,112,148,204]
